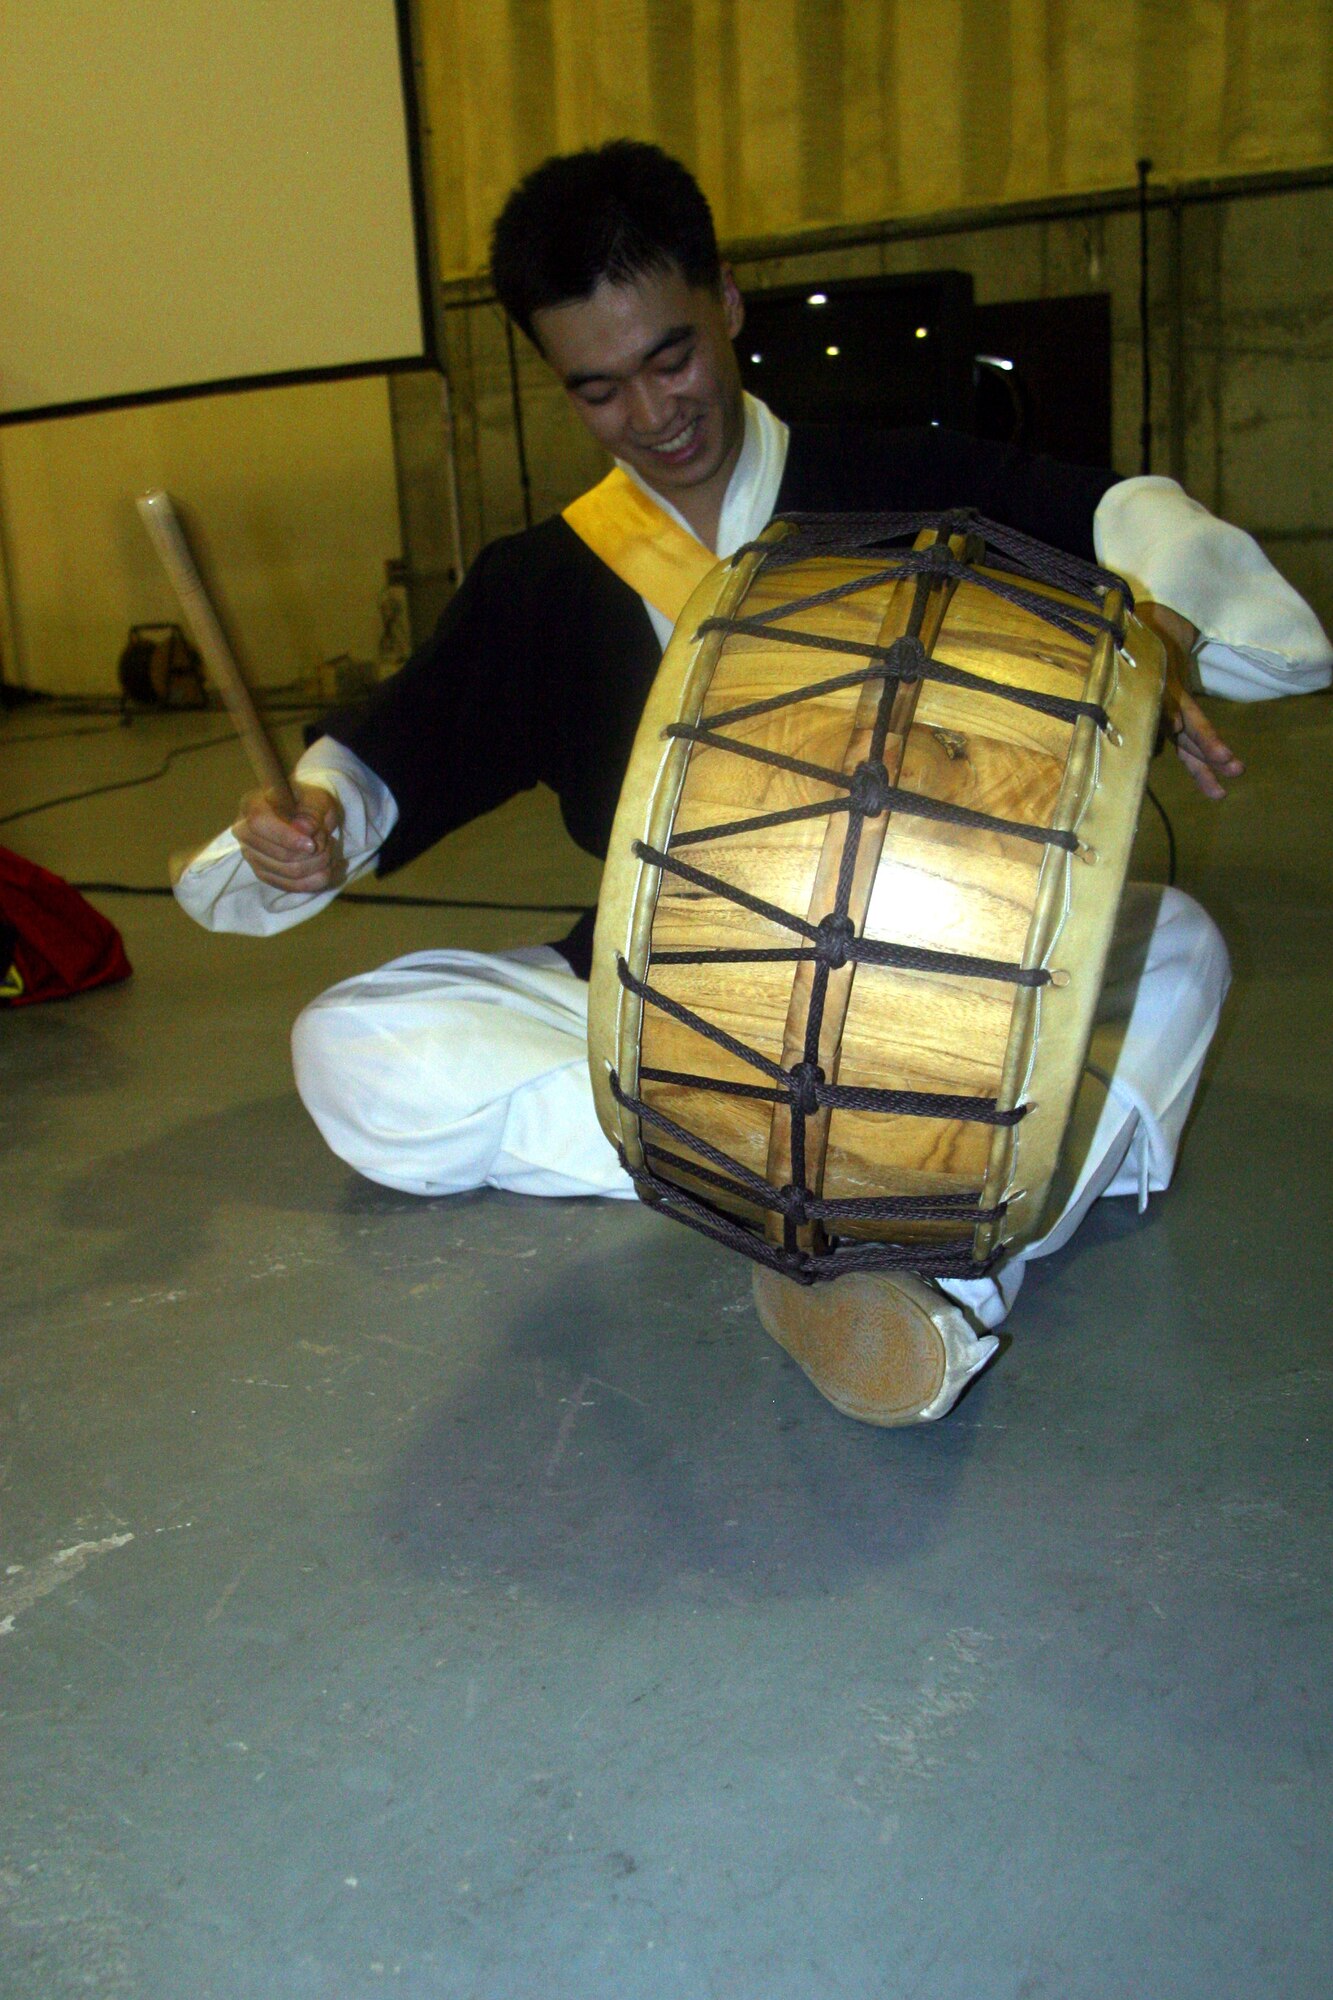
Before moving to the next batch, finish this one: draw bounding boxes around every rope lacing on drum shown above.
[731,507,1133,622]
[615,511,1122,1286]
[630,844,1054,980]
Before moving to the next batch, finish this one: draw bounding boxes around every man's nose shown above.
[627,373,673,435]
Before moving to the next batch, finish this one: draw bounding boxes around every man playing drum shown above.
[176,142,1331,1425]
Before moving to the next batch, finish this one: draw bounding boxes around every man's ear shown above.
[719,265,744,340]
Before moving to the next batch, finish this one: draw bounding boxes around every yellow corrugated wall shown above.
[418,0,1333,275]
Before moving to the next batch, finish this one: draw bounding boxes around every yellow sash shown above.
[563,468,717,626]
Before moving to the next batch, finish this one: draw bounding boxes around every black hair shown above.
[489,140,721,343]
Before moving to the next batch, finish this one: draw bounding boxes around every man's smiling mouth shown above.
[642,415,703,459]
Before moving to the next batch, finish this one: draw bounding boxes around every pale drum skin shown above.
[589,526,1164,1280]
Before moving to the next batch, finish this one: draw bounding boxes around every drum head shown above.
[589,514,1162,1286]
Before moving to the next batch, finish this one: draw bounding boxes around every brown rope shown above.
[629,853,1051,987]
[616,510,1109,1285]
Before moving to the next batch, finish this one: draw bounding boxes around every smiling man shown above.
[533,264,747,545]
[176,141,1332,1425]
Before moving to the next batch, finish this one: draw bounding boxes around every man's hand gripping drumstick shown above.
[1135,599,1246,800]
[137,491,344,890]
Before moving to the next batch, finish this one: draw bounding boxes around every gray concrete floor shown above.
[1,696,1329,1999]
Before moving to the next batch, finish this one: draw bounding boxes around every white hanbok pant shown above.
[291,885,1229,1329]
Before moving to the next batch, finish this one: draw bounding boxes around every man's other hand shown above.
[1136,601,1246,801]
[232,782,344,892]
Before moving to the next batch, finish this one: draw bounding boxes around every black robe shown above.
[319,423,1118,975]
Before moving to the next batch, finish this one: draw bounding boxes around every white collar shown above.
[616,391,790,558]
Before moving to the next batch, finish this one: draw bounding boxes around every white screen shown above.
[0,0,429,418]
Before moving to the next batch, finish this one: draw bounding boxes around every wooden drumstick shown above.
[137,489,297,816]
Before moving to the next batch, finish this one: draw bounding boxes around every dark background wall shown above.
[398,175,1332,644]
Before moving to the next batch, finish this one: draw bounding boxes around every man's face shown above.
[532,264,746,512]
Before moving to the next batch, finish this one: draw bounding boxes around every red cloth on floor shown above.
[0,847,132,1005]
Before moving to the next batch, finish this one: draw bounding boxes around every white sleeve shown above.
[1093,476,1333,701]
[172,735,398,936]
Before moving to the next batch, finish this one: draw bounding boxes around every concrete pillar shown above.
[386,368,467,649]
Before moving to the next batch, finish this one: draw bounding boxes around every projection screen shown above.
[0,0,434,422]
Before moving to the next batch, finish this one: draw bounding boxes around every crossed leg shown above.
[290,887,1229,1419]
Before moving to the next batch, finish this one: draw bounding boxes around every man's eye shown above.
[659,346,693,375]
[579,386,616,407]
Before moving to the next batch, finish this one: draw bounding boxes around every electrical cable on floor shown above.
[0,731,239,827]
[70,881,591,915]
[0,709,326,826]
[1144,782,1177,886]
[0,721,126,748]
[2,691,325,721]
[1,691,127,716]
[2,724,591,913]
[1,709,320,751]
[335,891,589,912]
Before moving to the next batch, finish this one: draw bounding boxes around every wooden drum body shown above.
[588,513,1163,1286]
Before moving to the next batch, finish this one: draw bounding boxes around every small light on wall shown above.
[825,345,840,357]
[915,326,929,339]
[930,419,940,426]
[750,353,762,364]
[807,292,828,306]
[977,353,1015,372]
